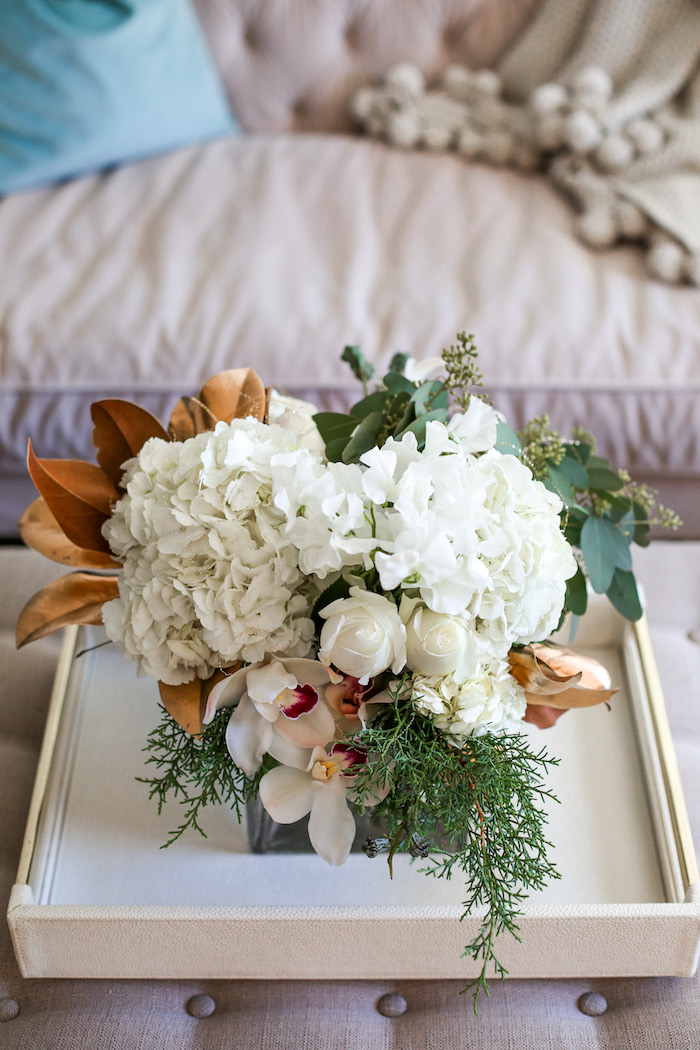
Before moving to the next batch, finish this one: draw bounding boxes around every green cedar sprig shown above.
[347,679,560,1011]
[137,706,260,846]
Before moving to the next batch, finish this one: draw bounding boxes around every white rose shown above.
[401,598,477,680]
[319,587,407,685]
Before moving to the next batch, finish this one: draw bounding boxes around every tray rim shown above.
[8,609,700,980]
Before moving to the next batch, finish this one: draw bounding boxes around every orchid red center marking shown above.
[276,684,318,720]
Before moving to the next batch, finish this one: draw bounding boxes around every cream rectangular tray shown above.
[8,596,700,979]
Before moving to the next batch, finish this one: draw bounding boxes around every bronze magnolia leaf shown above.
[158,667,239,736]
[509,642,617,711]
[19,498,119,569]
[27,441,119,553]
[199,368,266,424]
[168,395,218,441]
[16,572,120,648]
[91,399,169,487]
[168,369,266,441]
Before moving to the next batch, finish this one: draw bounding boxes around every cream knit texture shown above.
[352,0,700,284]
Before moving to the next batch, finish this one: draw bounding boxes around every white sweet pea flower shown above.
[319,587,407,685]
[400,597,479,681]
[447,397,500,454]
[258,742,368,865]
[203,657,336,775]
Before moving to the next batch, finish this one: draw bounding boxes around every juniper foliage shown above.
[347,678,561,1010]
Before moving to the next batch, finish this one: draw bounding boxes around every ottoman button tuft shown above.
[376,993,407,1017]
[186,994,216,1018]
[0,998,20,1022]
[578,991,607,1016]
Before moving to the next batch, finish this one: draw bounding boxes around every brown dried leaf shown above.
[524,704,568,730]
[16,572,119,648]
[27,442,119,553]
[509,643,617,711]
[168,395,218,441]
[199,368,266,424]
[158,667,240,736]
[19,498,120,569]
[91,399,168,487]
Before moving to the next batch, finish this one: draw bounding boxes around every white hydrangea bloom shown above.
[412,659,527,739]
[363,424,576,659]
[271,452,375,579]
[102,420,317,685]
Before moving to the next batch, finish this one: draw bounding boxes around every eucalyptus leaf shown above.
[494,422,522,457]
[312,412,357,444]
[342,411,386,462]
[617,509,636,543]
[607,568,643,621]
[393,399,416,437]
[587,467,624,493]
[565,566,588,616]
[398,409,449,447]
[556,454,588,489]
[325,436,351,462]
[544,467,574,507]
[389,352,410,375]
[383,372,416,397]
[350,390,388,419]
[580,516,617,593]
[567,442,590,465]
[341,345,374,384]
[410,380,449,415]
[633,502,651,547]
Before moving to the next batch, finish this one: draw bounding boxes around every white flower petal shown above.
[273,700,336,749]
[266,732,312,770]
[307,782,357,866]
[226,696,274,775]
[203,663,259,724]
[246,659,298,705]
[259,765,315,824]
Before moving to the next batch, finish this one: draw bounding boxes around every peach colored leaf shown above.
[27,441,118,553]
[199,368,266,424]
[158,667,240,736]
[19,498,120,569]
[524,704,568,730]
[509,643,617,710]
[91,399,169,487]
[167,396,218,441]
[16,572,119,648]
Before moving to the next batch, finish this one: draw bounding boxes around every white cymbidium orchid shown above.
[203,657,336,776]
[323,665,396,730]
[258,741,368,866]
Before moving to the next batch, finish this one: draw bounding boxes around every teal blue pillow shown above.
[0,0,237,194]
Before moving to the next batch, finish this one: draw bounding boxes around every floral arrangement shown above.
[16,335,679,1004]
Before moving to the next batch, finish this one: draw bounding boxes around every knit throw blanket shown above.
[351,0,700,285]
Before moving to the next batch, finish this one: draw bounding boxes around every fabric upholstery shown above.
[192,0,543,132]
[1,134,699,534]
[2,543,700,1046]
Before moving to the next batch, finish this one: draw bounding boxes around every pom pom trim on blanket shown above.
[350,0,700,286]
